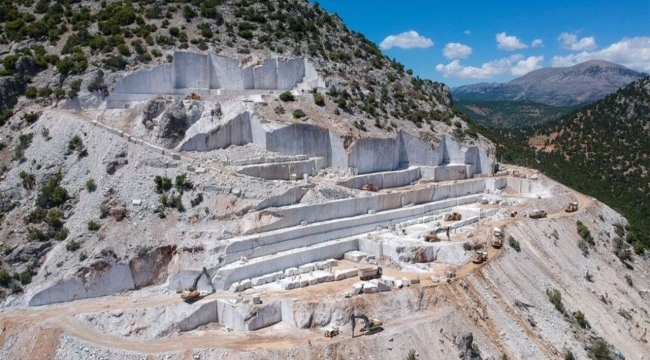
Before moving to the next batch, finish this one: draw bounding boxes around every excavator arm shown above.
[350,314,372,338]
[190,267,210,291]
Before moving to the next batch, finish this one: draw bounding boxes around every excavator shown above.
[350,314,383,338]
[180,267,211,303]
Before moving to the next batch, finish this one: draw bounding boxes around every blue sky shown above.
[313,0,650,87]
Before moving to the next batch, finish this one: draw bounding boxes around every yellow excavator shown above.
[350,314,383,338]
[565,202,578,213]
[181,267,211,303]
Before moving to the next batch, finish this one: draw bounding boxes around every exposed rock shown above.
[15,56,41,77]
[158,100,188,148]
[0,190,20,212]
[142,99,167,130]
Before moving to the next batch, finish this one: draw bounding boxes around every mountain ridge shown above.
[453,60,646,106]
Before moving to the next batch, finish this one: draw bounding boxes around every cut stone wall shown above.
[337,168,421,189]
[109,52,314,100]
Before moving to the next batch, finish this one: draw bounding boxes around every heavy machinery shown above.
[323,326,339,338]
[565,202,578,213]
[180,267,211,303]
[425,231,440,242]
[358,266,383,281]
[491,227,504,248]
[529,209,547,219]
[472,251,488,264]
[361,183,379,192]
[447,212,462,221]
[350,314,383,338]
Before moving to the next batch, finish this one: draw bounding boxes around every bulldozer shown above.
[565,202,578,213]
[529,209,547,219]
[350,314,383,338]
[361,183,379,192]
[180,267,211,303]
[491,227,504,248]
[472,251,488,264]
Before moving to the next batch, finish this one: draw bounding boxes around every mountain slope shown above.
[495,76,650,248]
[453,60,646,106]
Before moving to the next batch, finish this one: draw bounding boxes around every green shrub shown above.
[2,55,18,71]
[405,350,416,360]
[574,310,589,328]
[27,227,48,241]
[546,288,565,313]
[292,109,306,119]
[36,173,69,209]
[154,176,173,193]
[87,220,100,231]
[175,173,193,193]
[0,110,13,126]
[24,208,46,224]
[66,240,81,252]
[66,135,88,157]
[86,178,96,192]
[279,91,294,102]
[14,133,34,161]
[21,112,41,124]
[79,252,87,261]
[19,271,32,285]
[577,221,594,245]
[587,340,613,360]
[0,269,10,288]
[169,27,180,37]
[102,55,127,70]
[25,86,38,99]
[614,223,625,238]
[19,171,35,190]
[508,236,521,252]
[54,227,69,241]
[313,93,325,106]
[191,193,204,207]
[624,274,633,287]
[613,236,632,262]
[564,349,575,360]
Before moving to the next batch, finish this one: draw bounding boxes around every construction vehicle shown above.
[185,92,202,100]
[445,269,457,278]
[447,212,462,221]
[565,202,578,213]
[361,183,379,192]
[491,227,504,248]
[529,209,547,219]
[180,267,211,303]
[472,251,488,264]
[358,266,383,281]
[350,314,383,338]
[323,326,339,338]
[424,231,440,242]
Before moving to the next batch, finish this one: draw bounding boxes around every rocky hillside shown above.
[0,0,490,301]
[495,76,650,251]
[453,60,646,106]
[0,0,476,138]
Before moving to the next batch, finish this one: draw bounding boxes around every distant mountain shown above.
[453,60,646,106]
[454,99,574,128]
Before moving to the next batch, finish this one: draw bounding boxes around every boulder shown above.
[157,100,188,147]
[142,99,167,129]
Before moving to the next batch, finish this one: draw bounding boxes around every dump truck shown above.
[565,202,578,213]
[491,227,504,248]
[350,314,383,338]
[472,251,488,264]
[529,209,547,219]
[358,266,383,281]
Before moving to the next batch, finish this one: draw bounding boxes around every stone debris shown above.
[344,251,368,262]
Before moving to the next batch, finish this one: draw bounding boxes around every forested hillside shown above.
[454,99,573,128]
[493,76,650,250]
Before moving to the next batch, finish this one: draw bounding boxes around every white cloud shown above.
[436,54,544,79]
[531,39,544,48]
[443,43,473,60]
[557,32,597,51]
[464,30,471,35]
[379,31,433,50]
[496,32,528,51]
[551,37,650,72]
